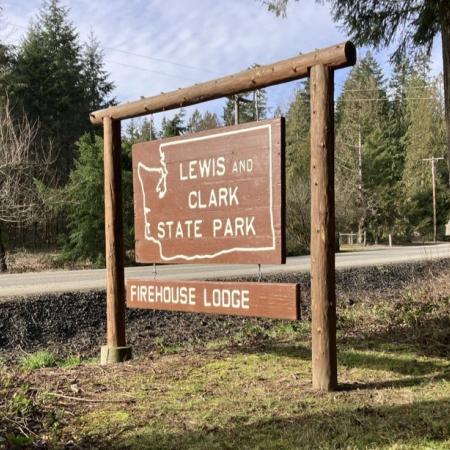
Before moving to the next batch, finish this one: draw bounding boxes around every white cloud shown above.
[1,0,444,128]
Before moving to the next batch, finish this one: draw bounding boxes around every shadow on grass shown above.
[350,316,450,359]
[227,335,450,393]
[80,398,450,450]
[338,372,450,391]
[338,348,448,376]
[235,341,448,375]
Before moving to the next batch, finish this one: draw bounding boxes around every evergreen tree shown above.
[285,81,310,180]
[335,53,394,242]
[11,0,88,182]
[81,32,115,114]
[386,54,413,223]
[138,117,157,141]
[64,133,134,263]
[187,109,220,132]
[161,110,186,137]
[200,111,221,130]
[64,134,105,263]
[284,81,311,254]
[125,119,140,143]
[401,60,449,237]
[0,42,15,108]
[187,109,202,132]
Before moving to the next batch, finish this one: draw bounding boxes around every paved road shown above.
[1,243,449,298]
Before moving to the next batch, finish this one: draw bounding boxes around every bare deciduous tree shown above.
[0,100,52,271]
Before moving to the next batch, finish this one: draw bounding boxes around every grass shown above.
[19,351,93,371]
[57,342,449,450]
[20,350,57,370]
[1,269,450,448]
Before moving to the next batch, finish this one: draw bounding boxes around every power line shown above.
[292,97,436,104]
[1,37,204,84]
[338,97,435,102]
[103,46,221,76]
[4,21,221,77]
[337,87,436,93]
[104,60,199,83]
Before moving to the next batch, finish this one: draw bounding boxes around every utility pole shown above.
[357,125,364,244]
[423,156,444,243]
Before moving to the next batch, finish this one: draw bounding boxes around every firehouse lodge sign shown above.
[127,279,300,320]
[132,118,285,264]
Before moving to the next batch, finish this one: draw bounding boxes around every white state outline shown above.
[137,123,275,261]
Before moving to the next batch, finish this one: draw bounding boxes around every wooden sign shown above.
[132,118,285,264]
[127,279,300,320]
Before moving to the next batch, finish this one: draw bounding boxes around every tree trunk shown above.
[0,226,7,272]
[442,11,450,188]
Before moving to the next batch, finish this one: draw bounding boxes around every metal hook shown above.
[258,264,262,282]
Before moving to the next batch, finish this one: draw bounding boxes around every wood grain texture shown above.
[127,279,300,320]
[132,119,285,264]
[90,42,356,124]
[104,117,126,348]
[310,65,337,391]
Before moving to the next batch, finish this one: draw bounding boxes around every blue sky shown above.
[0,0,444,129]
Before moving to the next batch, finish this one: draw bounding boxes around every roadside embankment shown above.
[1,259,449,361]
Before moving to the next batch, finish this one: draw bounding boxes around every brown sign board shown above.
[127,279,300,320]
[132,118,285,264]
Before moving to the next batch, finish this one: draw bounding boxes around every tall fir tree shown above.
[161,110,186,137]
[81,32,115,115]
[386,54,413,227]
[285,81,310,181]
[11,0,88,182]
[64,132,134,263]
[0,42,15,108]
[187,109,220,133]
[284,81,311,254]
[401,59,449,237]
[335,53,395,242]
[138,116,157,141]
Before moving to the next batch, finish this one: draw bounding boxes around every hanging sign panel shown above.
[127,279,300,320]
[132,118,285,264]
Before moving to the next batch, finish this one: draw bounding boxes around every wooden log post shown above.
[100,117,132,364]
[310,64,337,391]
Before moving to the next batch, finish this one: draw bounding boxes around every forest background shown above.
[0,0,447,271]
